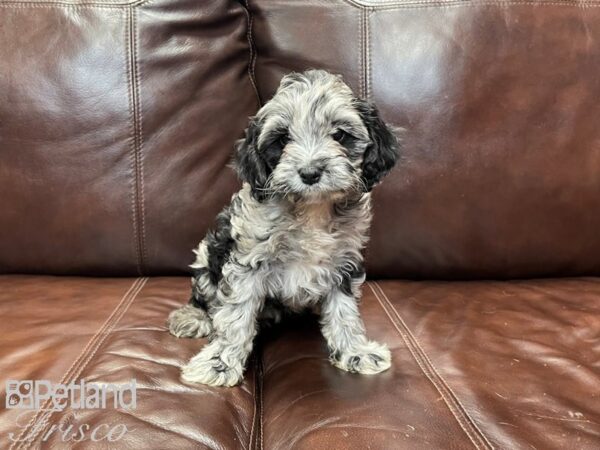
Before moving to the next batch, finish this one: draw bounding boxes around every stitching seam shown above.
[368,282,494,450]
[125,7,140,275]
[126,6,146,275]
[358,7,365,98]
[242,0,262,107]
[248,353,257,449]
[9,277,147,449]
[365,7,372,100]
[358,6,361,98]
[342,0,600,8]
[259,355,264,450]
[132,6,147,271]
[0,0,151,9]
[248,352,264,450]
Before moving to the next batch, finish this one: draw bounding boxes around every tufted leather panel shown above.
[248,0,600,279]
[0,0,257,276]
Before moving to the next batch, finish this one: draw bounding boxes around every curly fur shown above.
[167,70,400,386]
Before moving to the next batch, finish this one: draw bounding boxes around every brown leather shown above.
[260,278,600,449]
[249,0,600,279]
[0,0,257,276]
[2,1,600,449]
[0,276,257,449]
[1,276,598,449]
[4,1,600,280]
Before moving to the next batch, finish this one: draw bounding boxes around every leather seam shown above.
[259,355,264,450]
[9,277,147,449]
[125,7,140,275]
[132,5,147,272]
[249,352,264,450]
[242,0,262,107]
[0,0,151,9]
[342,0,600,8]
[365,8,372,100]
[368,282,494,450]
[248,353,257,449]
[358,7,363,98]
[125,6,146,275]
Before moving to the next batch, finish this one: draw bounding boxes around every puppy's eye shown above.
[332,129,349,143]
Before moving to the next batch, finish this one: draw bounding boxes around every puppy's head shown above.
[234,70,400,202]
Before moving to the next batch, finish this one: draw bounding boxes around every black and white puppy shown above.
[168,69,400,386]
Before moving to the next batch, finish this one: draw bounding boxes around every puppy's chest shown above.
[232,198,368,303]
[271,204,340,265]
[269,210,342,302]
[245,203,346,295]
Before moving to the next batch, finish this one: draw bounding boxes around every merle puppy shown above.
[168,70,400,386]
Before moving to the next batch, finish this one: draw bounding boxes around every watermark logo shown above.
[5,379,136,443]
[6,379,136,412]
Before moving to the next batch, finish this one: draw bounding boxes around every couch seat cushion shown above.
[0,276,256,449]
[259,279,600,450]
[1,276,598,449]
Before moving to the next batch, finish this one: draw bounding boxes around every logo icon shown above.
[6,380,35,409]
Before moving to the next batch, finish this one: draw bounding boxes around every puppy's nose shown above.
[298,167,323,185]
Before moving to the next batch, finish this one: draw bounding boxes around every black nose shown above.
[298,167,323,185]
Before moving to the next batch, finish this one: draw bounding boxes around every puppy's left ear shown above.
[233,117,269,201]
[356,99,400,191]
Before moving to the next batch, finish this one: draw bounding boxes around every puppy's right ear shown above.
[234,117,269,201]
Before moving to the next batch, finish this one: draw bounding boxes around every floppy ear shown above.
[356,99,400,191]
[233,117,269,201]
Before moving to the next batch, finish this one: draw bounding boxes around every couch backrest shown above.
[250,0,600,279]
[0,0,257,275]
[2,0,599,279]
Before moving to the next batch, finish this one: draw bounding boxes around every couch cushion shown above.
[258,279,600,449]
[3,276,597,449]
[0,276,257,449]
[249,0,600,279]
[0,0,258,276]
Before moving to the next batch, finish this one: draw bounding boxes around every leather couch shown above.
[1,0,599,449]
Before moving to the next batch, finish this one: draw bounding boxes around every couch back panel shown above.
[3,0,600,279]
[250,0,600,279]
[0,0,257,275]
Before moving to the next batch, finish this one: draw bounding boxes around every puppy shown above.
[168,69,400,386]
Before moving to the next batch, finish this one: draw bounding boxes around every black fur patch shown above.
[339,262,365,297]
[234,118,288,202]
[190,293,208,310]
[261,129,288,172]
[234,117,269,201]
[205,207,236,285]
[190,267,209,309]
[355,99,400,191]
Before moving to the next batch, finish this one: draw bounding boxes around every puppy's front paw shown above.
[167,304,212,338]
[331,340,391,375]
[181,344,244,387]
